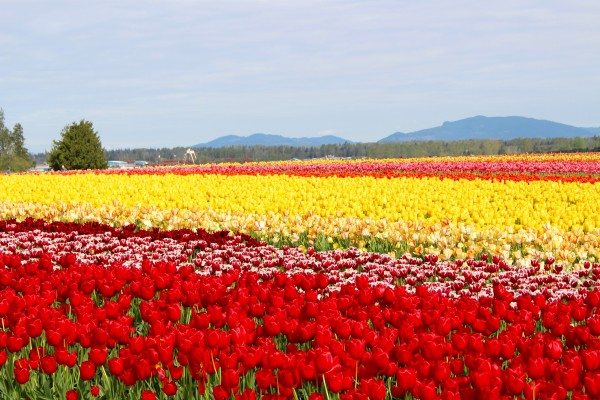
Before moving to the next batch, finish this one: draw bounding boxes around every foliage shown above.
[0,109,33,172]
[47,120,108,170]
[79,136,600,165]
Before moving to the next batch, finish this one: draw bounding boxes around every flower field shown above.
[2,154,600,266]
[1,153,600,399]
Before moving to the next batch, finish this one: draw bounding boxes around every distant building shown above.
[107,160,129,169]
[29,164,51,172]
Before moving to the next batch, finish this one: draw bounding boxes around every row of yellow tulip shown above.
[1,200,598,265]
[1,166,599,266]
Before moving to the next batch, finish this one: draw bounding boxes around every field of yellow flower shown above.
[1,153,599,267]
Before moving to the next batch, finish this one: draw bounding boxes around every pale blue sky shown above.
[1,0,599,151]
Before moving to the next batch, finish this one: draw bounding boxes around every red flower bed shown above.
[54,159,600,183]
[1,219,597,301]
[1,220,600,399]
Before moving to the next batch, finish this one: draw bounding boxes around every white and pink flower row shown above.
[1,219,598,301]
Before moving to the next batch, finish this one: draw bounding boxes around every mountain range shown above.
[379,115,599,142]
[193,116,599,148]
[194,133,351,148]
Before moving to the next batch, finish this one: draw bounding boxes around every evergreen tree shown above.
[48,120,107,170]
[0,109,33,172]
[10,123,28,159]
[0,109,10,155]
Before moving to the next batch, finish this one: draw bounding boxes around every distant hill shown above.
[190,117,598,148]
[583,127,600,135]
[380,116,599,143]
[194,133,351,148]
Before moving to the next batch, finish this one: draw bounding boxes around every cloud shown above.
[1,0,599,149]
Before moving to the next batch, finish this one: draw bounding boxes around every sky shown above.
[1,1,599,152]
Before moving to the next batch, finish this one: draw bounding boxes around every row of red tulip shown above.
[1,220,600,399]
[51,159,600,182]
[1,219,597,302]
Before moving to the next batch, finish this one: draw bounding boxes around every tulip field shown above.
[1,153,600,399]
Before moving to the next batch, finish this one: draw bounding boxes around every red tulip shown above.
[79,360,96,381]
[89,348,108,366]
[90,385,100,397]
[141,390,157,400]
[14,367,30,384]
[584,373,600,397]
[582,350,600,371]
[41,355,58,375]
[545,339,563,360]
[504,368,525,395]
[396,368,417,392]
[162,380,178,396]
[66,389,79,400]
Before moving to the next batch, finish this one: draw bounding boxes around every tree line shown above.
[35,135,599,165]
[1,108,107,172]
